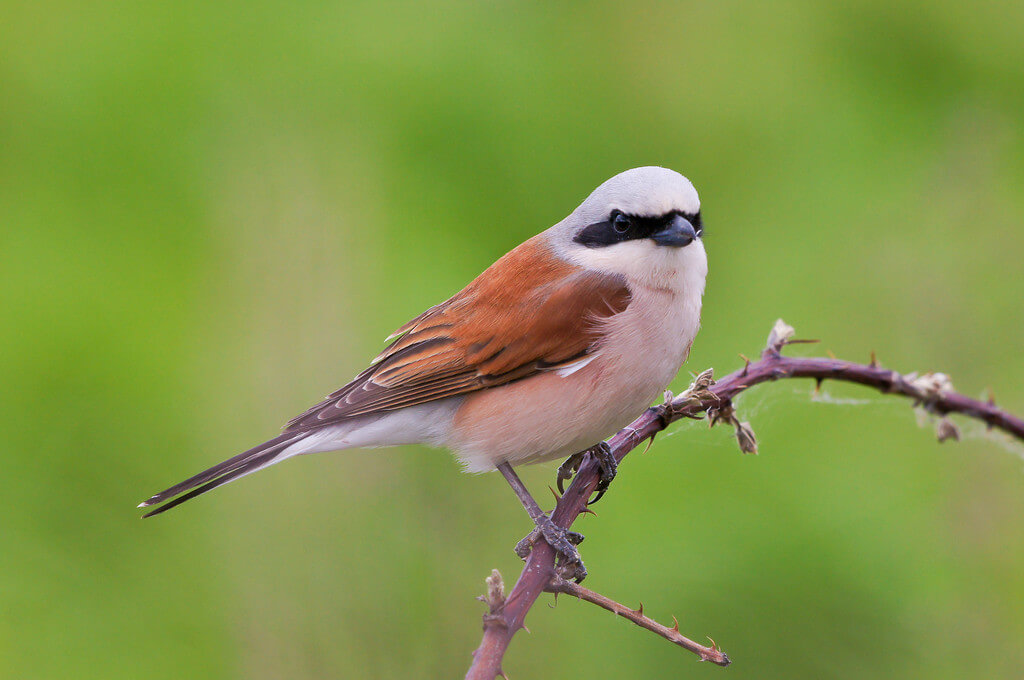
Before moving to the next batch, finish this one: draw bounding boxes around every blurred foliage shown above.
[2,0,1024,678]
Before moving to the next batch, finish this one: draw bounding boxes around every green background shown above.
[3,1,1024,678]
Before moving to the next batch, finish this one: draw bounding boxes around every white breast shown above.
[448,239,707,472]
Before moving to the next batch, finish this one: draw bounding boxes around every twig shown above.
[545,578,730,666]
[466,320,1024,679]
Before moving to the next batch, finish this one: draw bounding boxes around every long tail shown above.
[138,432,307,518]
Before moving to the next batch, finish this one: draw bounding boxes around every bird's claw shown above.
[556,452,586,494]
[556,442,617,504]
[587,441,617,505]
[514,515,587,582]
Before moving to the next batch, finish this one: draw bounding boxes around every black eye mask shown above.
[574,210,703,248]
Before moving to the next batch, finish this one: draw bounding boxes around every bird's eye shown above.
[612,212,631,234]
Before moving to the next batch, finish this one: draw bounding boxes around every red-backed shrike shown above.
[141,166,707,579]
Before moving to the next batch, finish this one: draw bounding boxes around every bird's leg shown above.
[497,462,587,582]
[555,441,618,504]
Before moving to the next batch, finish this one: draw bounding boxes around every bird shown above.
[139,166,707,580]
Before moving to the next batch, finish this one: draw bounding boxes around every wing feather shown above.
[284,236,631,431]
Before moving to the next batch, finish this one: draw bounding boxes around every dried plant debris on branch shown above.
[465,319,1024,680]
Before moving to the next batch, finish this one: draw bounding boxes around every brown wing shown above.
[284,235,631,431]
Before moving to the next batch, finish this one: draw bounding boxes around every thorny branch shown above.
[544,577,730,666]
[466,320,1024,679]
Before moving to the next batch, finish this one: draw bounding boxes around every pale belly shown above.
[447,285,700,472]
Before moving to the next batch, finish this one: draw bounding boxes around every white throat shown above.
[559,237,708,295]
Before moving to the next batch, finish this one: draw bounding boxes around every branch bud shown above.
[706,401,735,429]
[663,368,717,422]
[687,368,715,393]
[906,372,954,402]
[735,421,758,455]
[936,417,960,443]
[766,319,796,354]
[478,569,506,615]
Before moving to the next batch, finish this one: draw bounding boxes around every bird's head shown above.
[551,166,707,289]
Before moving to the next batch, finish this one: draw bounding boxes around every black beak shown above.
[650,214,697,248]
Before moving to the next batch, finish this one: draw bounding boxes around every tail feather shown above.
[139,432,304,516]
[141,451,281,517]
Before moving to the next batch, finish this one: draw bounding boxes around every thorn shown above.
[697,636,719,662]
[814,377,823,394]
[548,486,561,504]
[784,338,820,345]
[641,434,656,455]
[522,625,530,635]
[826,349,837,359]
[497,670,509,679]
[635,602,644,617]
[579,507,598,517]
[869,350,878,368]
[987,388,996,406]
[671,616,680,633]
[738,353,751,376]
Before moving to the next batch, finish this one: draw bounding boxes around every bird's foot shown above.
[556,441,618,504]
[556,451,586,494]
[514,515,587,582]
[587,441,617,504]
